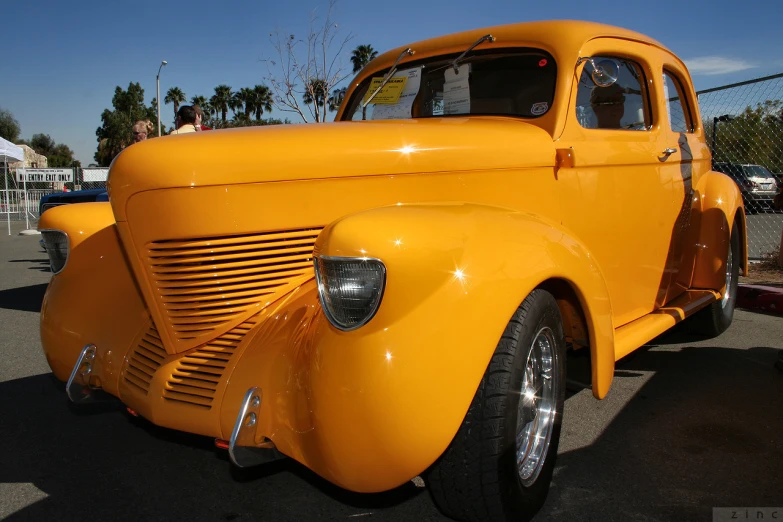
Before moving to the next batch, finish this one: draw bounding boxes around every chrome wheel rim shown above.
[516,326,557,486]
[721,241,735,309]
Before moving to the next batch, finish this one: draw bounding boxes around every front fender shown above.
[38,203,148,391]
[692,171,747,290]
[228,203,613,492]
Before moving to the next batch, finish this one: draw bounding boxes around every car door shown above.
[658,63,711,302]
[556,39,680,327]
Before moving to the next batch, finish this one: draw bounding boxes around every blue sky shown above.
[3,0,781,165]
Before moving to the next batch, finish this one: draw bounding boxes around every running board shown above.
[614,289,719,361]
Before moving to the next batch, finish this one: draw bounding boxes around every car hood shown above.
[108,118,555,221]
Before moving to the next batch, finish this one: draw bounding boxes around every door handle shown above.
[662,147,678,156]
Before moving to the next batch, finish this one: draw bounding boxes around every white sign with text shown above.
[16,168,74,183]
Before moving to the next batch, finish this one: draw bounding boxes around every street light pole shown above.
[156,60,168,137]
[711,113,734,169]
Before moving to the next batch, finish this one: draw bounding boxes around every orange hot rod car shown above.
[39,20,746,522]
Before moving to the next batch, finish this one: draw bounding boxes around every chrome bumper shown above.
[65,344,117,403]
[228,387,284,467]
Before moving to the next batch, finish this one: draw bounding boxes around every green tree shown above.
[165,87,187,122]
[302,79,329,110]
[211,85,233,123]
[711,100,783,173]
[250,85,273,120]
[190,95,208,108]
[237,88,255,118]
[25,133,80,168]
[350,44,377,73]
[230,91,245,118]
[0,107,21,142]
[94,82,157,166]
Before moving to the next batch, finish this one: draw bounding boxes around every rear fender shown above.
[692,171,747,290]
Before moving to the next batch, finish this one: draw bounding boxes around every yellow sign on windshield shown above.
[362,76,408,105]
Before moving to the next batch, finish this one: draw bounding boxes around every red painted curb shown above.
[736,284,783,317]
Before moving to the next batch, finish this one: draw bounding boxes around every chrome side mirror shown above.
[578,57,620,87]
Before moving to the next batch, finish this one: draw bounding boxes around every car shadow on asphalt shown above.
[8,258,51,273]
[0,374,440,521]
[0,283,48,313]
[538,342,783,522]
[1,342,780,521]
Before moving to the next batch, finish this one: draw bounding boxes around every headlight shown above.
[314,256,386,331]
[40,230,69,274]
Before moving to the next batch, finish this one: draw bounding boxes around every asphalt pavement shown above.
[1,222,781,522]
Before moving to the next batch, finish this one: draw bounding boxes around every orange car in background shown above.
[39,20,746,522]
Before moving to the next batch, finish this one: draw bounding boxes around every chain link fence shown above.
[1,169,107,223]
[697,73,783,260]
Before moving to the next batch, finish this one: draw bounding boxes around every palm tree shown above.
[302,79,328,107]
[190,95,208,109]
[328,87,346,112]
[164,87,187,121]
[212,85,233,123]
[250,85,273,120]
[351,45,378,73]
[230,92,244,118]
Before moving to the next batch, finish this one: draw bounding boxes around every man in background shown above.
[169,106,198,135]
[590,83,626,129]
[194,105,212,131]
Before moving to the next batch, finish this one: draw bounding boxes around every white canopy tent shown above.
[0,137,24,235]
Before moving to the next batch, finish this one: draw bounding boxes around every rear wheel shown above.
[690,221,740,337]
[426,289,566,522]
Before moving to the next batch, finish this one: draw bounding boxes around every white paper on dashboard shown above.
[372,67,422,120]
[443,64,471,115]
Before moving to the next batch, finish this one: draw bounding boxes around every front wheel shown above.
[426,289,566,522]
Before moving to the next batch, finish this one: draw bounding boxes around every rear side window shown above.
[576,57,650,131]
[663,70,693,133]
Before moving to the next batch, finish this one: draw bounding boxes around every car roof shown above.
[367,20,669,73]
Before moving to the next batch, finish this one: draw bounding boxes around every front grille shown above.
[163,318,258,409]
[123,326,167,394]
[145,228,322,351]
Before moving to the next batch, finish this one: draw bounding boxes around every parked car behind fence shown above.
[713,162,779,213]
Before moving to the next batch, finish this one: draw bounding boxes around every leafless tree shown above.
[263,1,354,123]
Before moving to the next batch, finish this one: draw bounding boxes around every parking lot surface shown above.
[1,223,781,521]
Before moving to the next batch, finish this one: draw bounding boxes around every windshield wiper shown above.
[451,34,496,73]
[362,47,415,112]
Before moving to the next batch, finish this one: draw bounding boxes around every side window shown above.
[576,57,650,131]
[663,70,693,133]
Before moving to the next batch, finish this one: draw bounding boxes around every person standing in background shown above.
[194,105,212,131]
[169,106,198,135]
[131,120,153,143]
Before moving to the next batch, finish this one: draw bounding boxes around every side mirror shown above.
[578,57,620,87]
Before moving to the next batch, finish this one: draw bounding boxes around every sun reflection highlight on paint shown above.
[451,266,470,294]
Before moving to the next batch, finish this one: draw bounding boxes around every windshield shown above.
[342,49,557,121]
[742,165,774,179]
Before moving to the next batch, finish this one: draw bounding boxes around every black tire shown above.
[690,221,740,337]
[426,289,566,522]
